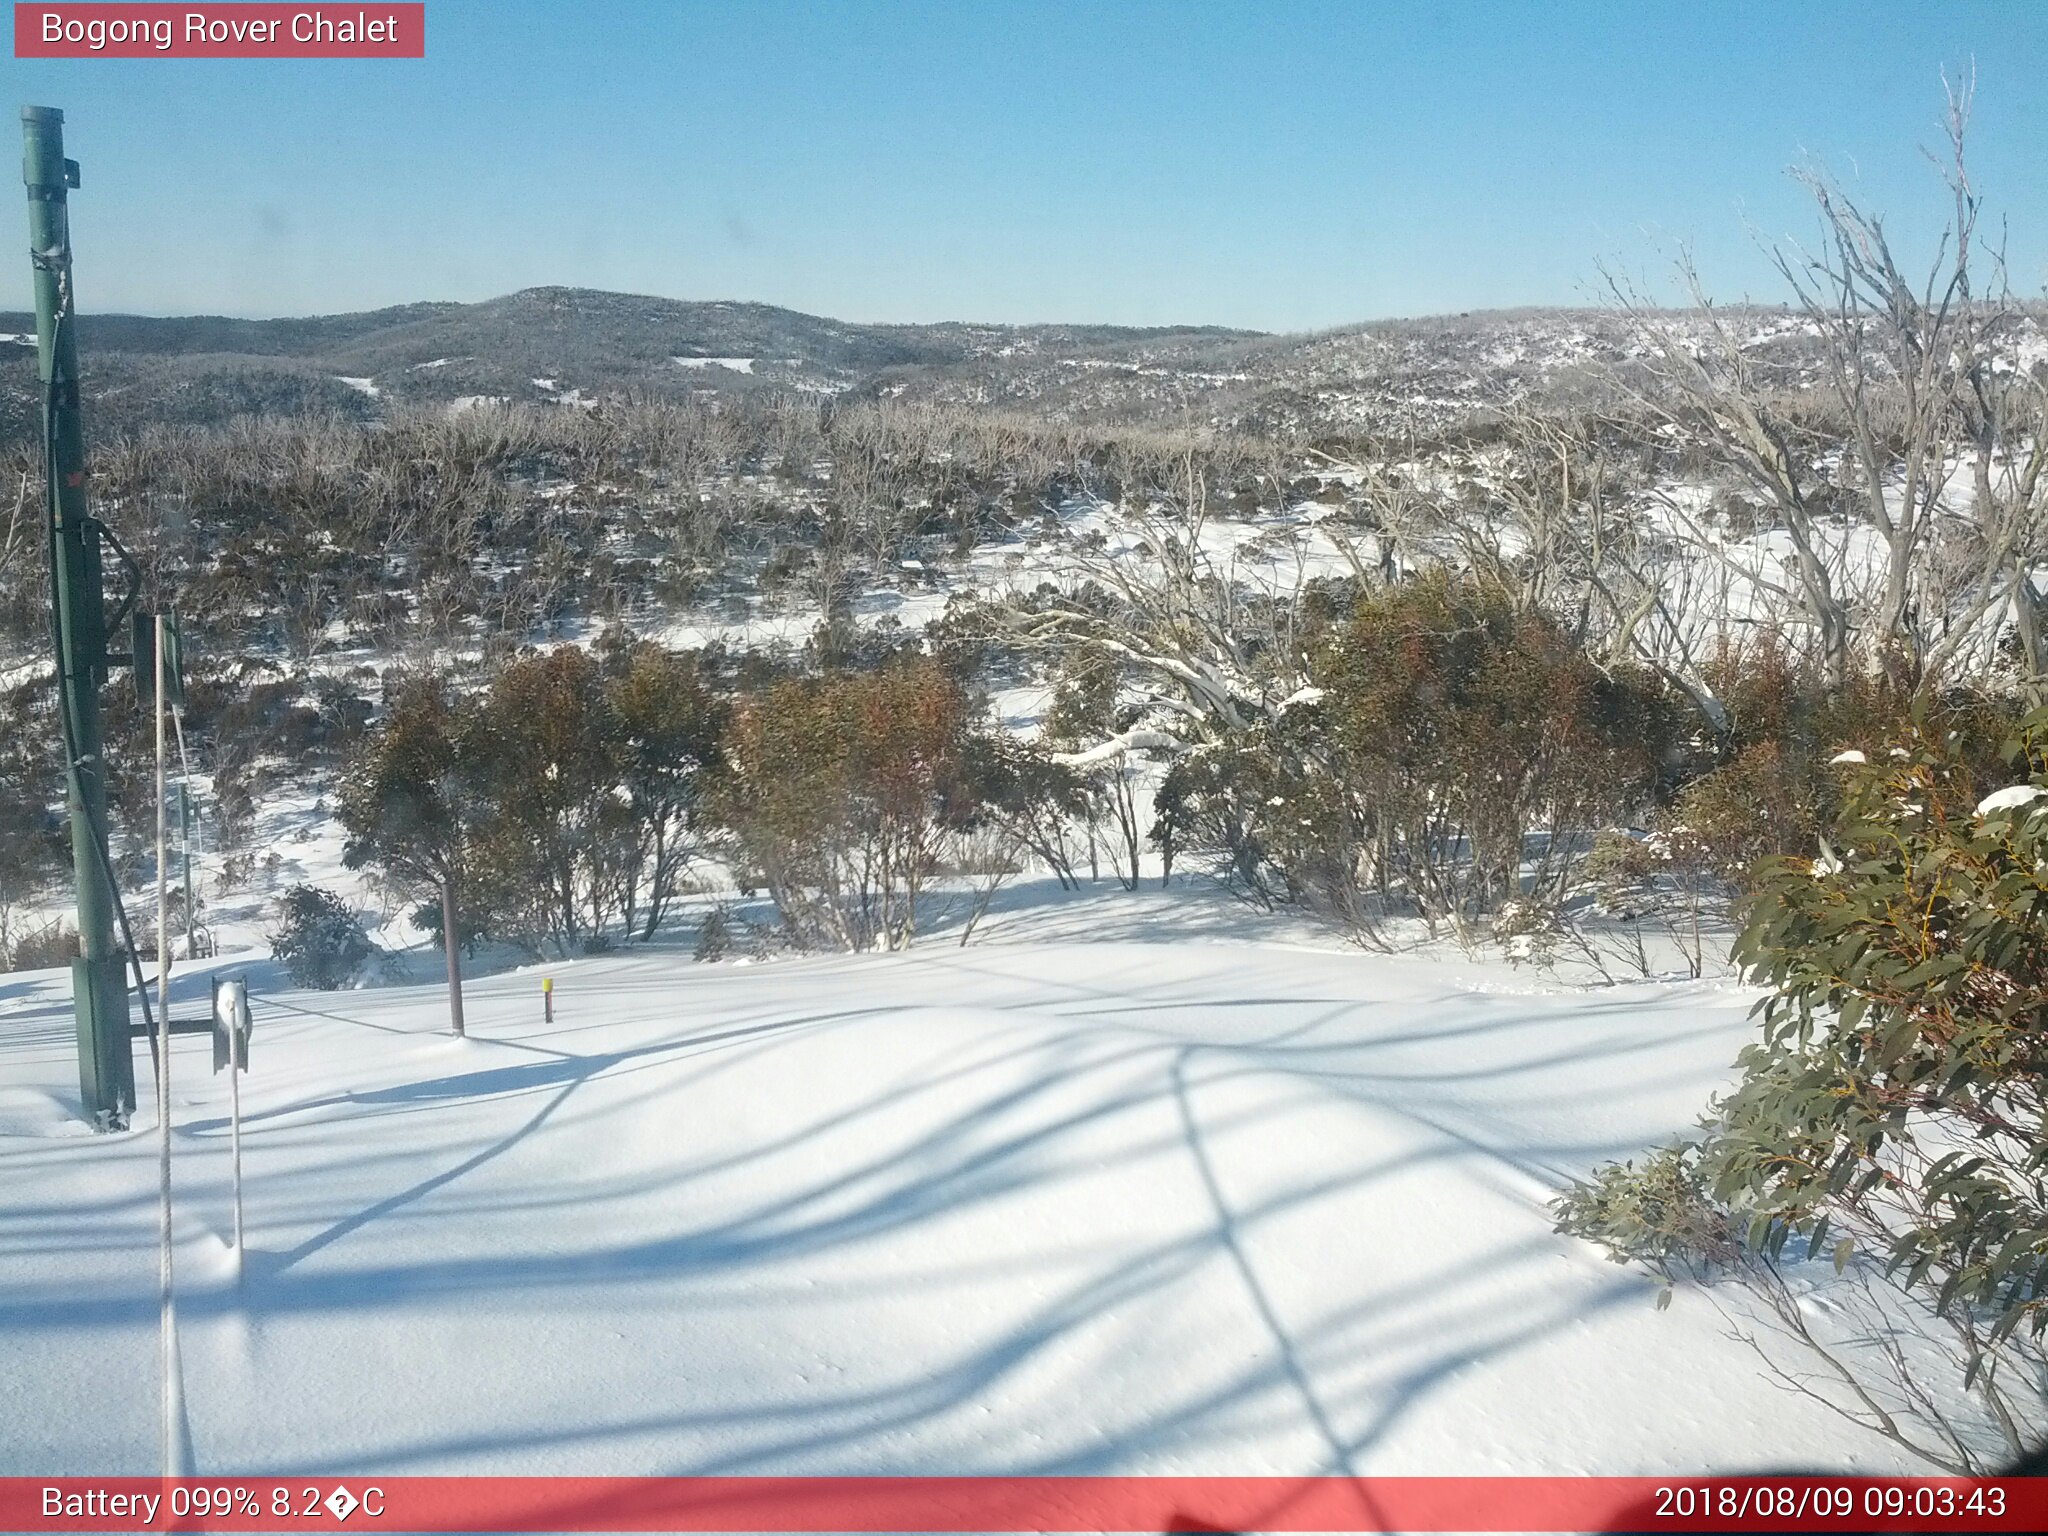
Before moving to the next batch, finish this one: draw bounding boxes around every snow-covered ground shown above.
[0,881,1940,1478]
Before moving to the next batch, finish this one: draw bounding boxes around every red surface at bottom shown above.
[6,1475,2047,1533]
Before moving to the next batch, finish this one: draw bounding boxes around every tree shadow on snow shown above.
[4,954,1723,1490]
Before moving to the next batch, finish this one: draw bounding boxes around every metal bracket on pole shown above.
[210,974,252,1074]
[211,975,252,1254]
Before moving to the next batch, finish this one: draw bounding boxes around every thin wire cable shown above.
[153,613,174,1477]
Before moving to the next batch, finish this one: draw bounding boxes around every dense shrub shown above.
[1159,573,1673,937]
[343,641,725,959]
[693,904,731,962]
[1661,634,2025,885]
[0,690,68,918]
[270,884,371,989]
[718,659,1032,950]
[1550,1142,1739,1280]
[1558,706,2048,1470]
[464,641,727,951]
[3,920,77,973]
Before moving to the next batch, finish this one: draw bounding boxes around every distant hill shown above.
[14,283,2008,447]
[0,287,1258,445]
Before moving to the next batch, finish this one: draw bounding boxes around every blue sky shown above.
[5,1,2044,330]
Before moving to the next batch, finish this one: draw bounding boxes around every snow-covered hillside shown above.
[0,884,1952,1478]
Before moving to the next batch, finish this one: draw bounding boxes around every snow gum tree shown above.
[342,640,727,997]
[1645,631,2026,890]
[718,661,970,951]
[1608,84,2048,697]
[465,647,648,952]
[455,642,725,954]
[339,674,481,1034]
[600,637,727,943]
[1040,653,1161,891]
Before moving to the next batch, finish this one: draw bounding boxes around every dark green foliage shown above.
[1158,573,1672,935]
[339,674,477,907]
[464,646,635,952]
[693,904,731,962]
[717,659,982,950]
[1557,705,2048,1467]
[601,638,729,941]
[342,642,726,957]
[407,898,491,957]
[1315,574,1671,898]
[717,659,1071,949]
[1551,1142,1740,1278]
[1661,633,2025,886]
[963,730,1089,889]
[270,884,371,989]
[1713,710,2048,1339]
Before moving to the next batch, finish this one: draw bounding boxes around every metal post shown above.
[542,975,554,1025]
[229,1011,243,1255]
[212,974,249,1259]
[22,106,132,1127]
[172,706,199,959]
[179,782,195,960]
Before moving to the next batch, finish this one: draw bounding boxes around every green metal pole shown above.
[179,782,195,960]
[22,106,133,1129]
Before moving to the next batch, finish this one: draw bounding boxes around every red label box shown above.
[14,3,425,57]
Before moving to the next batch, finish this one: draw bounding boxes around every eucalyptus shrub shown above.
[1558,706,2048,1470]
[1722,710,2048,1320]
[270,884,372,990]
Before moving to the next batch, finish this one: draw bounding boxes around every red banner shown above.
[3,1476,2045,1533]
[13,4,424,58]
